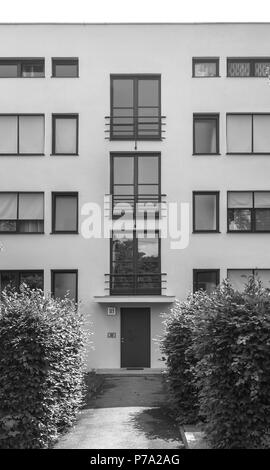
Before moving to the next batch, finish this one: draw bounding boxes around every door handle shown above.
[121,338,125,343]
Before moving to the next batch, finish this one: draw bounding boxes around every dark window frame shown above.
[192,57,220,78]
[110,230,162,295]
[51,192,79,234]
[110,74,162,141]
[51,269,78,303]
[51,58,79,78]
[193,113,220,155]
[193,191,220,233]
[227,57,270,77]
[0,58,45,78]
[51,113,79,156]
[227,190,270,233]
[0,113,45,156]
[0,270,44,293]
[193,269,220,293]
[226,112,270,155]
[0,191,44,234]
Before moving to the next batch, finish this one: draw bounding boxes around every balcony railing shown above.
[105,115,166,141]
[109,193,167,223]
[105,273,167,295]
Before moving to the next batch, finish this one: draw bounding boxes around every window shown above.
[228,269,270,291]
[193,192,219,232]
[52,58,79,77]
[0,270,43,294]
[0,115,44,155]
[227,113,270,154]
[52,114,78,155]
[110,153,161,295]
[228,191,270,232]
[193,114,219,154]
[193,269,220,294]
[111,231,161,295]
[0,58,44,78]
[192,58,219,77]
[227,58,270,77]
[0,192,44,233]
[52,192,78,233]
[51,270,78,301]
[110,75,161,140]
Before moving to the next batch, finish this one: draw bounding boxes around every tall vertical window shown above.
[0,115,44,155]
[227,113,270,154]
[110,153,161,294]
[0,192,44,233]
[193,269,220,294]
[52,58,79,77]
[52,114,78,155]
[193,114,219,154]
[110,75,161,140]
[192,58,219,77]
[52,192,78,233]
[193,192,219,232]
[51,270,78,301]
[0,270,44,294]
[228,191,270,232]
[0,58,44,78]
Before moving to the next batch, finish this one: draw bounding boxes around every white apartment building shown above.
[0,23,270,370]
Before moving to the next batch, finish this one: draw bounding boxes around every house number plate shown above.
[107,332,116,338]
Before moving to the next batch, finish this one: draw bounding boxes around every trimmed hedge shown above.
[0,286,86,449]
[161,278,270,448]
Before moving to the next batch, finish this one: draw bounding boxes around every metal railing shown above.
[105,115,166,141]
[105,272,167,295]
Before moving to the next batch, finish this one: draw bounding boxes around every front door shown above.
[121,308,150,368]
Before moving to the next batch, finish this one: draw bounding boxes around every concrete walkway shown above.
[55,374,183,449]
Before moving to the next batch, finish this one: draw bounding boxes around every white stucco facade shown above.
[0,23,270,369]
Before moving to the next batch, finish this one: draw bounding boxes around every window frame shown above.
[51,192,79,234]
[0,191,44,234]
[193,191,220,233]
[227,57,270,77]
[226,112,270,155]
[110,74,162,141]
[193,113,220,155]
[110,230,162,295]
[0,58,45,78]
[227,190,270,233]
[51,114,79,156]
[0,114,45,156]
[0,270,44,293]
[192,57,220,78]
[51,269,78,302]
[51,58,79,78]
[193,269,220,293]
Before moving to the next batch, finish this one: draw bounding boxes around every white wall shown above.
[0,24,270,368]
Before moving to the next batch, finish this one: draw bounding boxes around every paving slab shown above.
[55,374,184,449]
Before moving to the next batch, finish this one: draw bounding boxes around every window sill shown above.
[193,153,221,156]
[193,231,221,234]
[51,76,80,78]
[0,153,45,157]
[0,232,45,235]
[226,153,270,156]
[50,231,79,235]
[50,153,79,156]
[227,231,270,234]
[192,75,221,78]
[0,76,45,79]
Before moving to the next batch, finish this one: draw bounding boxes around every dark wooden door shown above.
[121,308,150,368]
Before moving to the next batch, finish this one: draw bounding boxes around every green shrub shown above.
[161,298,201,424]
[0,286,86,449]
[192,278,270,448]
[162,277,270,448]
